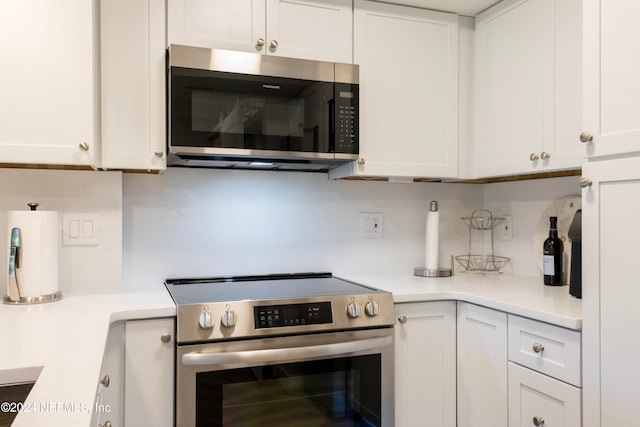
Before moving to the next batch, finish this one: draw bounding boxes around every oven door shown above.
[176,328,394,427]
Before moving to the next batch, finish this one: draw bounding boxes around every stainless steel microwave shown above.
[167,45,359,172]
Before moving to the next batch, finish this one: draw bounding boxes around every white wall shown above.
[122,168,483,289]
[0,169,122,295]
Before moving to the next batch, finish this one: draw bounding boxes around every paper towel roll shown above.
[425,201,439,270]
[7,210,59,298]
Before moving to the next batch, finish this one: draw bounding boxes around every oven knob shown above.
[221,309,237,328]
[365,299,380,317]
[198,309,215,330]
[347,301,362,318]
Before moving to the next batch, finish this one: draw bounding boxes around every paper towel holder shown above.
[414,255,454,277]
[3,203,63,305]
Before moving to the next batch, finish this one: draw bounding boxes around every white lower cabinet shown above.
[93,322,125,427]
[394,301,456,427]
[124,318,175,427]
[508,362,582,427]
[507,314,582,427]
[93,318,174,427]
[457,302,508,427]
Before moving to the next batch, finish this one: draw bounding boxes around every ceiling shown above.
[378,0,503,16]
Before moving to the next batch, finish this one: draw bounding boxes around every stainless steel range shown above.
[165,272,395,427]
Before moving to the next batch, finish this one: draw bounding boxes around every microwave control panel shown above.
[254,301,333,329]
[335,83,359,154]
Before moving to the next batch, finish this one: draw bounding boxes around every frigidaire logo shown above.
[262,84,281,90]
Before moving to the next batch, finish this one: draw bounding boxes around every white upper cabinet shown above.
[168,0,352,63]
[0,0,98,167]
[582,0,640,159]
[330,0,459,179]
[100,0,166,171]
[472,0,582,178]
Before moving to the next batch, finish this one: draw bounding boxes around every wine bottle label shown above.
[543,255,555,275]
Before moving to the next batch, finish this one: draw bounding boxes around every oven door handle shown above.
[181,335,392,366]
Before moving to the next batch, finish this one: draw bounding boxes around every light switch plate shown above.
[62,213,99,246]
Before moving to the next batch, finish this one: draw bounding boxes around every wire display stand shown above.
[455,209,511,274]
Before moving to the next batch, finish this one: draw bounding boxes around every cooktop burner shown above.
[165,272,395,344]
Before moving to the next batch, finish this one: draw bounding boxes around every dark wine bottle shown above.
[543,216,564,285]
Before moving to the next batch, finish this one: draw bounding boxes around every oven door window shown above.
[195,355,381,427]
[171,67,334,154]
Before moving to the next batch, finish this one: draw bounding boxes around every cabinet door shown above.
[124,318,175,427]
[101,0,166,171]
[92,322,125,427]
[168,0,266,53]
[508,362,581,427]
[457,303,508,427]
[583,0,640,158]
[331,1,458,179]
[266,0,352,62]
[395,301,456,427]
[582,158,640,427]
[0,0,96,166]
[474,0,581,178]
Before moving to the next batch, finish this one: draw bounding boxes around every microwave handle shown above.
[181,336,392,366]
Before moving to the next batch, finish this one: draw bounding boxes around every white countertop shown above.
[339,272,582,330]
[0,290,175,427]
[0,273,581,426]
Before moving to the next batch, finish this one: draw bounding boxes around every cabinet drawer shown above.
[508,315,581,386]
[508,362,581,427]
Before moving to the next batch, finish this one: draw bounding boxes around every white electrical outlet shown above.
[500,215,513,240]
[360,213,384,238]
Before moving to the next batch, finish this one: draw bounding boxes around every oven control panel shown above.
[255,301,333,329]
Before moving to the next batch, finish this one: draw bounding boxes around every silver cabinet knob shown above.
[365,299,380,317]
[580,132,593,143]
[79,142,90,151]
[580,177,593,188]
[270,40,279,49]
[256,38,265,47]
[99,422,112,427]
[398,315,407,324]
[357,158,366,165]
[529,153,540,161]
[540,151,551,160]
[198,309,215,329]
[160,333,171,343]
[532,343,545,353]
[100,375,110,388]
[154,150,163,158]
[347,301,362,318]
[533,416,545,426]
[221,308,237,328]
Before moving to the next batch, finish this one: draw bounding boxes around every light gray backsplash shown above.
[0,169,122,295]
[122,168,482,289]
[0,168,582,294]
[483,175,582,277]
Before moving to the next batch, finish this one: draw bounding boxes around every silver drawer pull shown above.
[532,343,545,353]
[533,416,545,426]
